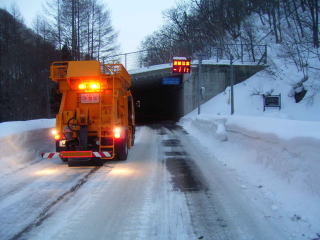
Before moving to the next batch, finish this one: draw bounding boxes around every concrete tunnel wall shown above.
[183,64,265,115]
[130,64,265,123]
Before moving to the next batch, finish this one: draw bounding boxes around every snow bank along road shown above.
[0,123,315,240]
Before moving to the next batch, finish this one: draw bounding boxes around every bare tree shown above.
[0,9,59,121]
[306,0,319,48]
[42,0,118,60]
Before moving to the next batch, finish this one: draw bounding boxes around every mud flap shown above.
[79,125,88,147]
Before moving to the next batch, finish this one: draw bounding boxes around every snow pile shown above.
[213,117,228,141]
[180,45,320,193]
[0,119,55,139]
[181,115,320,190]
[0,119,55,173]
[182,115,320,238]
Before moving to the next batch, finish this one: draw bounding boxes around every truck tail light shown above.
[54,134,61,140]
[51,129,58,135]
[51,129,62,140]
[113,127,121,139]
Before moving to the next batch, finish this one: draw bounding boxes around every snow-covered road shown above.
[0,124,317,240]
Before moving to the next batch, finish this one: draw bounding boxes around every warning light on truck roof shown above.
[172,57,191,74]
[78,82,101,91]
[90,83,100,90]
[78,83,86,90]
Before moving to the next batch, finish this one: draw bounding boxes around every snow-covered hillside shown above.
[191,44,319,121]
[180,47,320,239]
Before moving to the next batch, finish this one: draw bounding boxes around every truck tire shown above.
[67,159,75,167]
[116,136,128,161]
[131,127,135,146]
[93,157,103,166]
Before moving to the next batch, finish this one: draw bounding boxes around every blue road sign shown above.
[162,77,181,85]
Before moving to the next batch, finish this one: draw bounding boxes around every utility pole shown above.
[124,53,128,69]
[230,55,235,115]
[197,55,203,115]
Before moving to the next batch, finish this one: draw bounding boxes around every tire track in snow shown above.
[10,166,102,240]
[0,158,43,180]
[0,160,51,201]
[162,124,235,240]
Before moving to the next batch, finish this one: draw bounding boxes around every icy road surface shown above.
[0,124,296,240]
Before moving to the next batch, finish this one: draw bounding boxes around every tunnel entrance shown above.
[132,77,183,125]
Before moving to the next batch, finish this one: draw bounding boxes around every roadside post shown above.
[230,54,235,115]
[198,56,203,115]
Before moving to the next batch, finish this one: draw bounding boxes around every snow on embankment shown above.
[0,119,55,139]
[179,42,320,235]
[181,114,320,185]
[179,42,320,196]
[182,112,320,197]
[0,119,55,173]
[180,115,320,236]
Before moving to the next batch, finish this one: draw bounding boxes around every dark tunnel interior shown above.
[132,77,183,125]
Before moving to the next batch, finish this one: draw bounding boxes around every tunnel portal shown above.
[132,76,183,125]
[129,62,265,125]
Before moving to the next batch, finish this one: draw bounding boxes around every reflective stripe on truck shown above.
[41,151,111,159]
[41,152,60,159]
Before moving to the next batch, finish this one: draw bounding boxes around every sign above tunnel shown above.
[172,57,191,74]
[162,76,181,85]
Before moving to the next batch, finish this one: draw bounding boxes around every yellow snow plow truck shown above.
[42,60,135,166]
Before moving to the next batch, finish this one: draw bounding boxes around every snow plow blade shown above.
[41,151,111,159]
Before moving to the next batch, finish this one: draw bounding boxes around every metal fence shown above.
[102,44,268,71]
[102,50,147,71]
[196,43,267,65]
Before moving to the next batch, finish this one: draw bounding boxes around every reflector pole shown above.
[230,55,235,115]
[197,56,202,115]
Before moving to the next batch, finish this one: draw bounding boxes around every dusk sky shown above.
[0,0,177,53]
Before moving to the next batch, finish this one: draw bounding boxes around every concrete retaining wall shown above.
[182,64,265,115]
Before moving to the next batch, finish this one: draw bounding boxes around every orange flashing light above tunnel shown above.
[172,57,191,74]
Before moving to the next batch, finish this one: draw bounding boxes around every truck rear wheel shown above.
[67,159,75,167]
[93,157,103,166]
[131,127,135,146]
[116,136,128,161]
